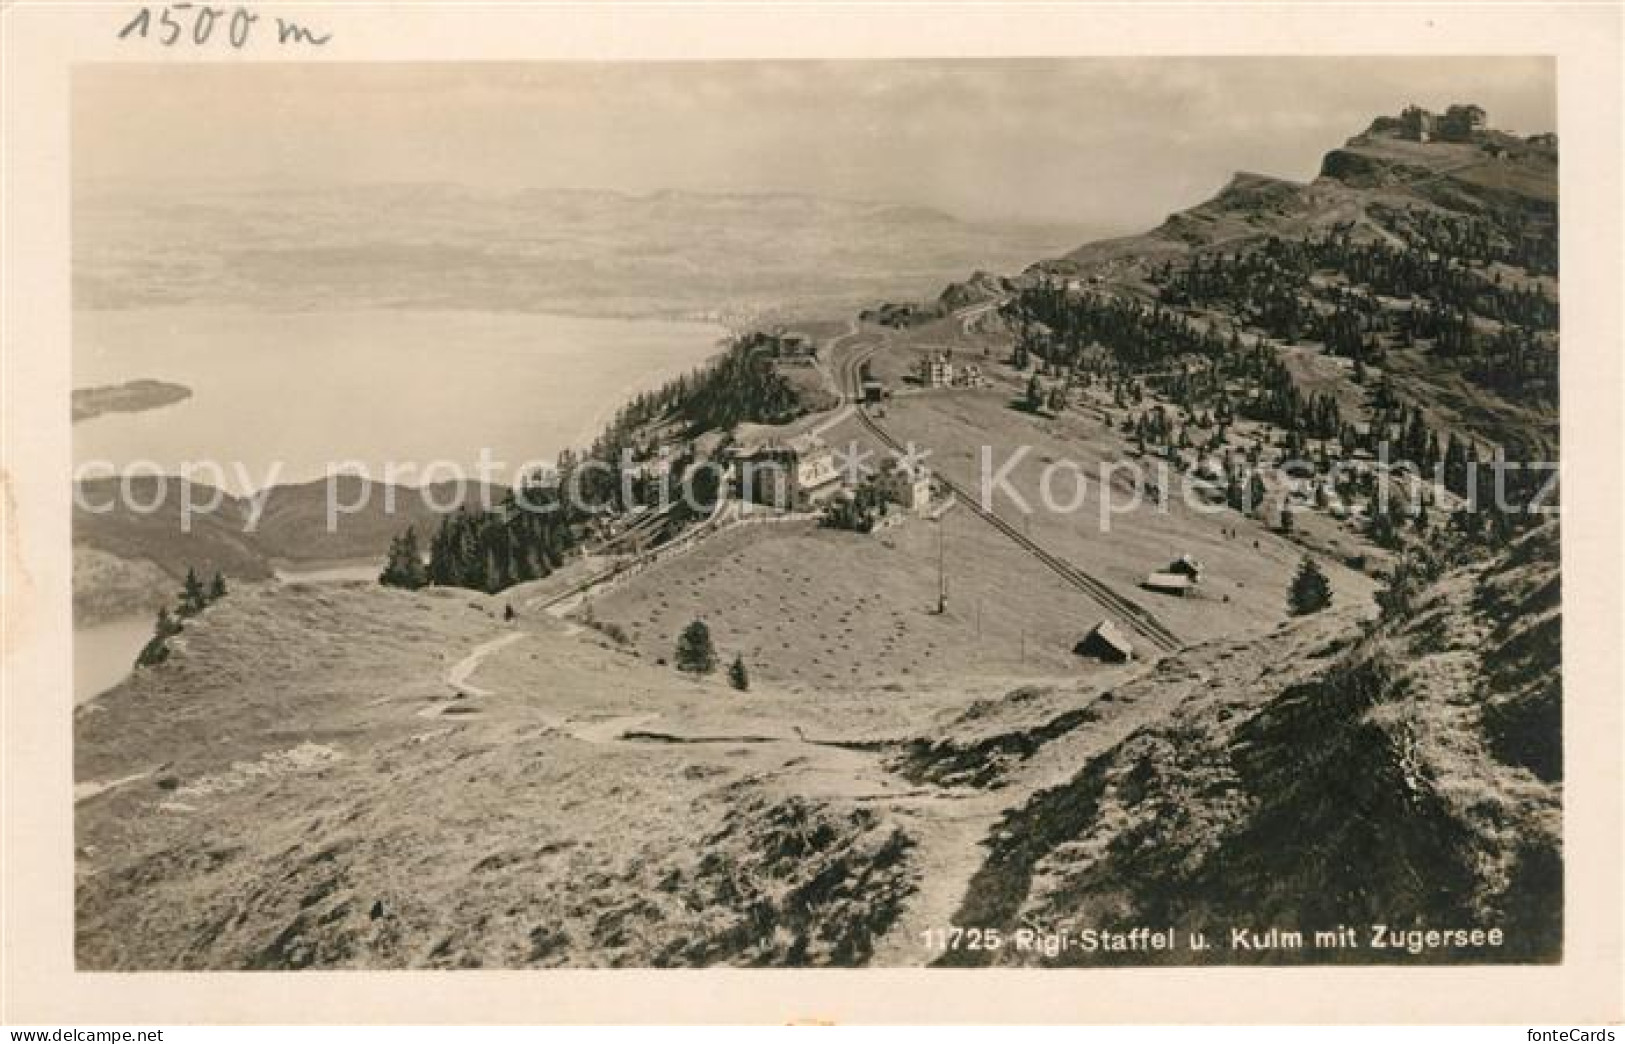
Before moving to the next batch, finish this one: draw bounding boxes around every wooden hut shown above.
[1074,619,1134,663]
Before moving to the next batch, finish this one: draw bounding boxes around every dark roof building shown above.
[1074,619,1134,663]
[1167,554,1204,579]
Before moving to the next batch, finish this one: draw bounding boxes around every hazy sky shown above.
[76,58,1555,229]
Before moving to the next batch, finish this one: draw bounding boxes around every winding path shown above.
[445,631,526,697]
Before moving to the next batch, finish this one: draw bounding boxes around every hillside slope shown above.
[936,523,1561,966]
[78,522,1558,968]
[75,581,931,969]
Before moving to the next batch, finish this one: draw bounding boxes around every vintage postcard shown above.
[2,1,1621,1027]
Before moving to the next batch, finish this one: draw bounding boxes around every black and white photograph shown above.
[3,1,1622,1031]
[66,55,1567,970]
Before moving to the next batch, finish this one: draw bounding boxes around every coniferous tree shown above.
[209,571,228,602]
[178,567,208,618]
[135,632,171,668]
[1288,556,1334,616]
[675,619,717,675]
[380,527,429,590]
[728,654,750,692]
[135,606,182,668]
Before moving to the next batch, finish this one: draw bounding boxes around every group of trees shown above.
[1372,202,1559,277]
[1023,372,1071,415]
[378,474,596,596]
[1002,280,1232,373]
[135,567,228,668]
[1156,228,1558,335]
[1147,223,1560,404]
[379,329,804,598]
[427,492,585,594]
[599,332,803,442]
[821,477,891,534]
[632,333,803,434]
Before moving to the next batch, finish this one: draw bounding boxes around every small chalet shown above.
[1074,619,1134,663]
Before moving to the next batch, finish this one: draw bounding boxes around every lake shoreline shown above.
[73,305,729,702]
[74,306,730,495]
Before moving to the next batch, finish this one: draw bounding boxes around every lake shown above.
[75,615,155,705]
[74,306,728,493]
[73,305,728,701]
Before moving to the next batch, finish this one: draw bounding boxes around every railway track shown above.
[838,340,1183,655]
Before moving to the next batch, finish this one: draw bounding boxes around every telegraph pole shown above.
[936,517,947,614]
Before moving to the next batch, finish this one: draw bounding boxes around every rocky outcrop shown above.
[938,270,1016,312]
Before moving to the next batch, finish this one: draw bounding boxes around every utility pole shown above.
[936,518,948,614]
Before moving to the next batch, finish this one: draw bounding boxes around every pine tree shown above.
[1025,374,1044,412]
[209,571,228,602]
[135,633,171,668]
[178,567,208,617]
[675,619,717,675]
[380,527,429,590]
[728,654,750,692]
[135,606,181,667]
[1288,556,1333,616]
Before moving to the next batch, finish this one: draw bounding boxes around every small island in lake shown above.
[72,378,191,423]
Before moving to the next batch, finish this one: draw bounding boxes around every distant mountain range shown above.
[74,475,502,623]
[73,184,1092,324]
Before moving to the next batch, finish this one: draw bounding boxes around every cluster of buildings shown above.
[918,351,984,389]
[1395,103,1487,144]
[744,328,818,366]
[728,433,842,509]
[727,433,935,516]
[1075,558,1205,667]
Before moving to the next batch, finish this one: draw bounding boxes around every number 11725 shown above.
[920,926,1003,952]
